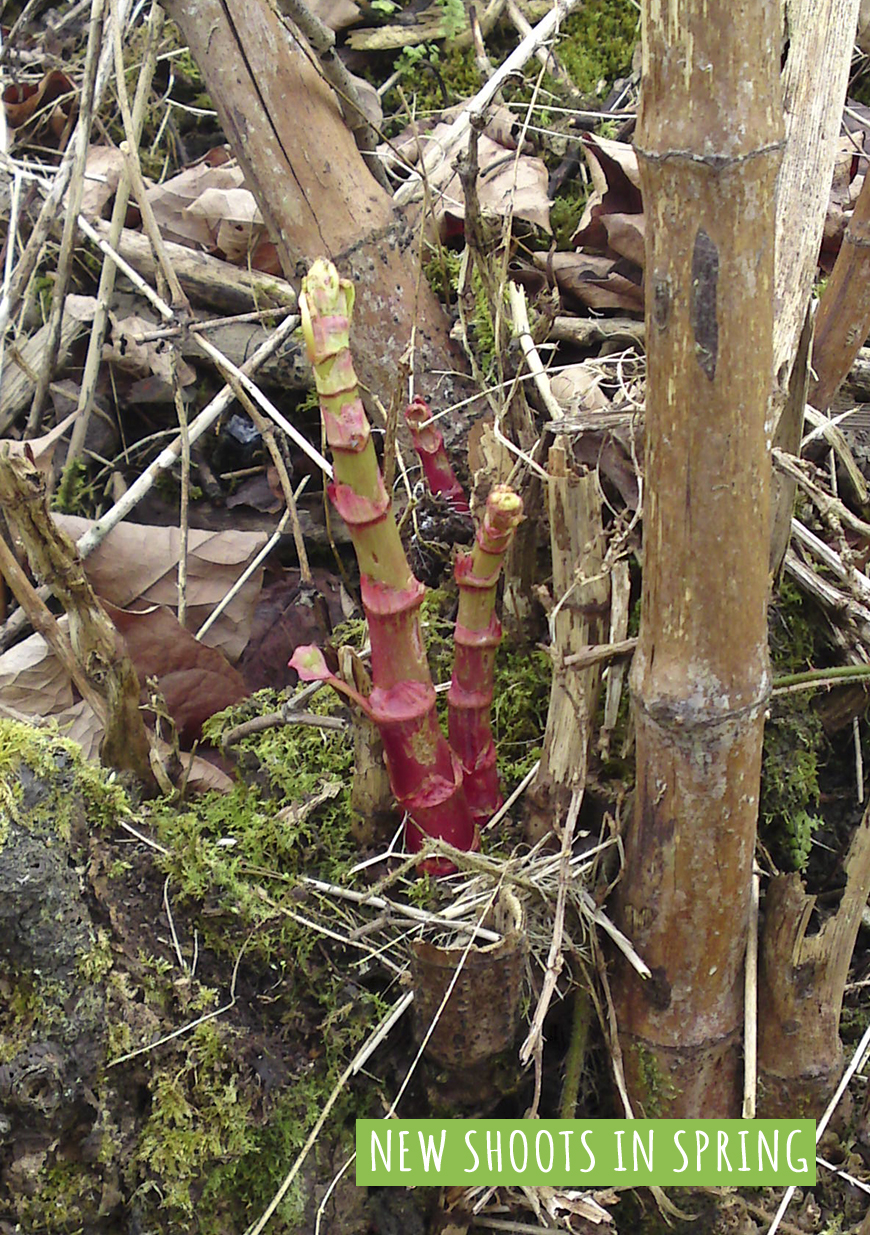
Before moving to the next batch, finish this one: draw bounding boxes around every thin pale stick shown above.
[163,875,188,972]
[742,866,760,1118]
[0,0,133,335]
[67,0,164,471]
[393,0,581,206]
[520,788,582,1064]
[27,0,108,433]
[508,280,563,420]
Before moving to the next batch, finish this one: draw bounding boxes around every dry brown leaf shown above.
[52,515,268,661]
[582,134,640,194]
[0,627,76,717]
[483,104,525,150]
[186,186,266,262]
[177,748,234,793]
[309,0,361,30]
[571,135,643,258]
[106,602,249,744]
[145,161,247,247]
[549,364,610,414]
[55,698,104,759]
[2,407,79,475]
[598,211,645,267]
[4,68,74,137]
[0,619,105,758]
[381,124,551,235]
[103,312,196,389]
[75,145,126,220]
[0,620,234,787]
[534,251,644,313]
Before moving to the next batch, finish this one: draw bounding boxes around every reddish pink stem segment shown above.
[448,485,524,825]
[405,395,470,514]
[296,259,479,872]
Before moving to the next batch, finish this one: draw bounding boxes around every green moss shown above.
[550,181,589,251]
[0,717,133,843]
[127,967,383,1231]
[135,1022,257,1220]
[76,927,114,983]
[54,457,93,515]
[423,243,461,303]
[633,1042,678,1118]
[146,688,356,972]
[761,580,827,871]
[16,1158,101,1233]
[388,44,482,117]
[559,0,639,95]
[422,244,501,379]
[0,970,65,1064]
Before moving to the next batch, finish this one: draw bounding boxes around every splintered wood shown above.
[526,440,607,843]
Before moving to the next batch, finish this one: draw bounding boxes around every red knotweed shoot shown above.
[292,258,477,871]
[405,394,470,513]
[449,484,524,824]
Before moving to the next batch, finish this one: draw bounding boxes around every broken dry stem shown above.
[0,451,154,782]
[65,0,164,482]
[171,352,191,625]
[0,0,132,337]
[774,445,870,536]
[27,0,107,435]
[0,532,106,718]
[811,164,870,409]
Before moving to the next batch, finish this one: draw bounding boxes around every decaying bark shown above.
[0,452,153,782]
[526,442,607,842]
[161,0,471,423]
[758,802,870,1115]
[612,0,783,1116]
[770,307,813,577]
[92,220,298,315]
[765,0,859,550]
[0,313,86,436]
[810,171,870,411]
[772,0,861,413]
